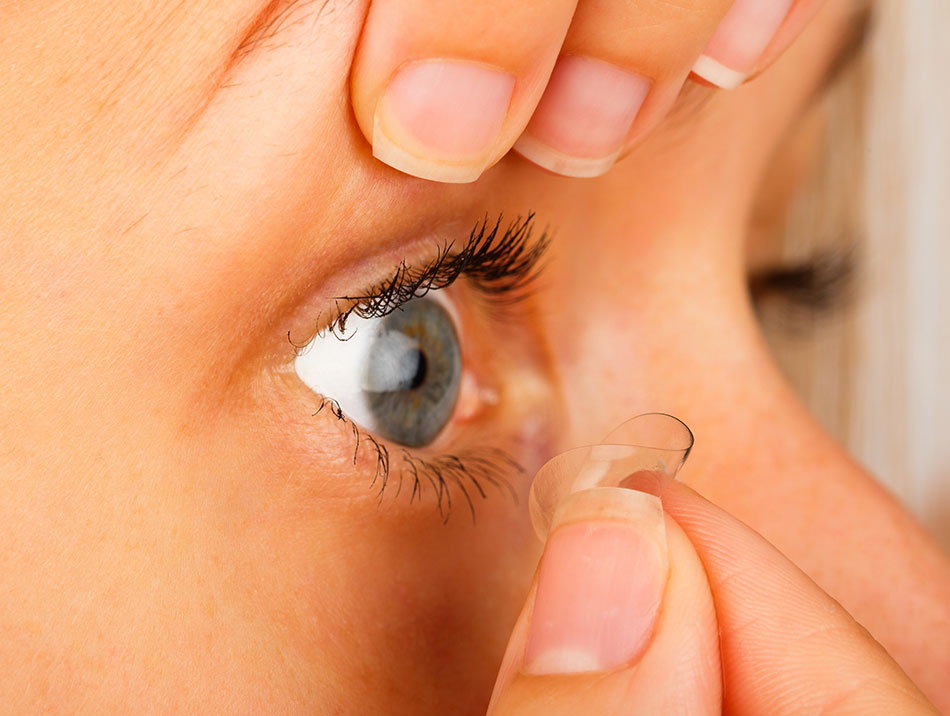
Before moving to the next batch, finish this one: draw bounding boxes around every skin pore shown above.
[1,0,948,713]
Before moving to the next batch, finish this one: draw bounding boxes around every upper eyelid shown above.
[323,214,549,333]
[286,213,549,352]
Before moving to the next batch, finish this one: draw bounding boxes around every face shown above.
[3,0,941,713]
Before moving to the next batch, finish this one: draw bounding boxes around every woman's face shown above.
[6,1,936,713]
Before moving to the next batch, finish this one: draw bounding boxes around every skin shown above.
[0,0,947,713]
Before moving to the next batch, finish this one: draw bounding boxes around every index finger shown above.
[691,0,827,89]
[349,0,578,183]
[657,479,938,714]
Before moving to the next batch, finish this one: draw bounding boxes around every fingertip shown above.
[367,59,514,183]
[349,0,579,183]
[488,488,721,715]
[690,55,748,91]
[513,133,620,179]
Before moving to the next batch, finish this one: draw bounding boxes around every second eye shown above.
[294,296,462,448]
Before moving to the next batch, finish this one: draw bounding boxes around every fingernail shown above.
[524,487,668,675]
[692,0,795,90]
[513,56,650,178]
[372,60,515,184]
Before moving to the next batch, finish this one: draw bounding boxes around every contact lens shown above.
[528,413,694,540]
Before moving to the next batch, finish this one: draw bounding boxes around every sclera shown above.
[528,413,694,541]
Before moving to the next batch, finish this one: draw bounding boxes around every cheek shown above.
[321,509,539,714]
[197,414,541,714]
[264,507,540,714]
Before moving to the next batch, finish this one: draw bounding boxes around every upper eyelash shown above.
[749,247,857,327]
[324,212,549,338]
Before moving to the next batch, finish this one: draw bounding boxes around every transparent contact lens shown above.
[528,413,694,540]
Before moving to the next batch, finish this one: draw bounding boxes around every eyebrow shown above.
[235,0,332,60]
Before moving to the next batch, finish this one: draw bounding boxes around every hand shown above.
[487,480,939,714]
[349,0,826,182]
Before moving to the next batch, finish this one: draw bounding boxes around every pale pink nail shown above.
[372,60,515,184]
[524,487,669,675]
[692,0,795,90]
[514,56,650,178]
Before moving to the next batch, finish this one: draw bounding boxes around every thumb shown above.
[487,487,722,715]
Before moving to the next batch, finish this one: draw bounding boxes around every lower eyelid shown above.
[259,340,508,519]
[305,394,524,523]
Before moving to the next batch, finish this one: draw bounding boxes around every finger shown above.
[753,0,825,72]
[350,0,578,184]
[691,0,825,90]
[488,488,722,715]
[513,0,733,178]
[657,479,939,715]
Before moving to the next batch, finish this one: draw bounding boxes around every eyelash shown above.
[313,395,524,524]
[748,247,857,329]
[317,213,549,340]
[295,214,548,523]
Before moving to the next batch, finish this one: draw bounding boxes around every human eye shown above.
[287,214,551,521]
[294,294,462,448]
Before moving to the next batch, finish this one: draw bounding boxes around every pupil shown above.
[408,349,427,390]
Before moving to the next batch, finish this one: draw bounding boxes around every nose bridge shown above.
[549,260,771,492]
[556,304,654,448]
[546,237,819,493]
[546,234,726,449]
[546,229,851,498]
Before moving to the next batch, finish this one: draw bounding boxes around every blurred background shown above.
[763,0,949,549]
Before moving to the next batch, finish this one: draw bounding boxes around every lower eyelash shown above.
[400,449,523,525]
[313,397,524,524]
